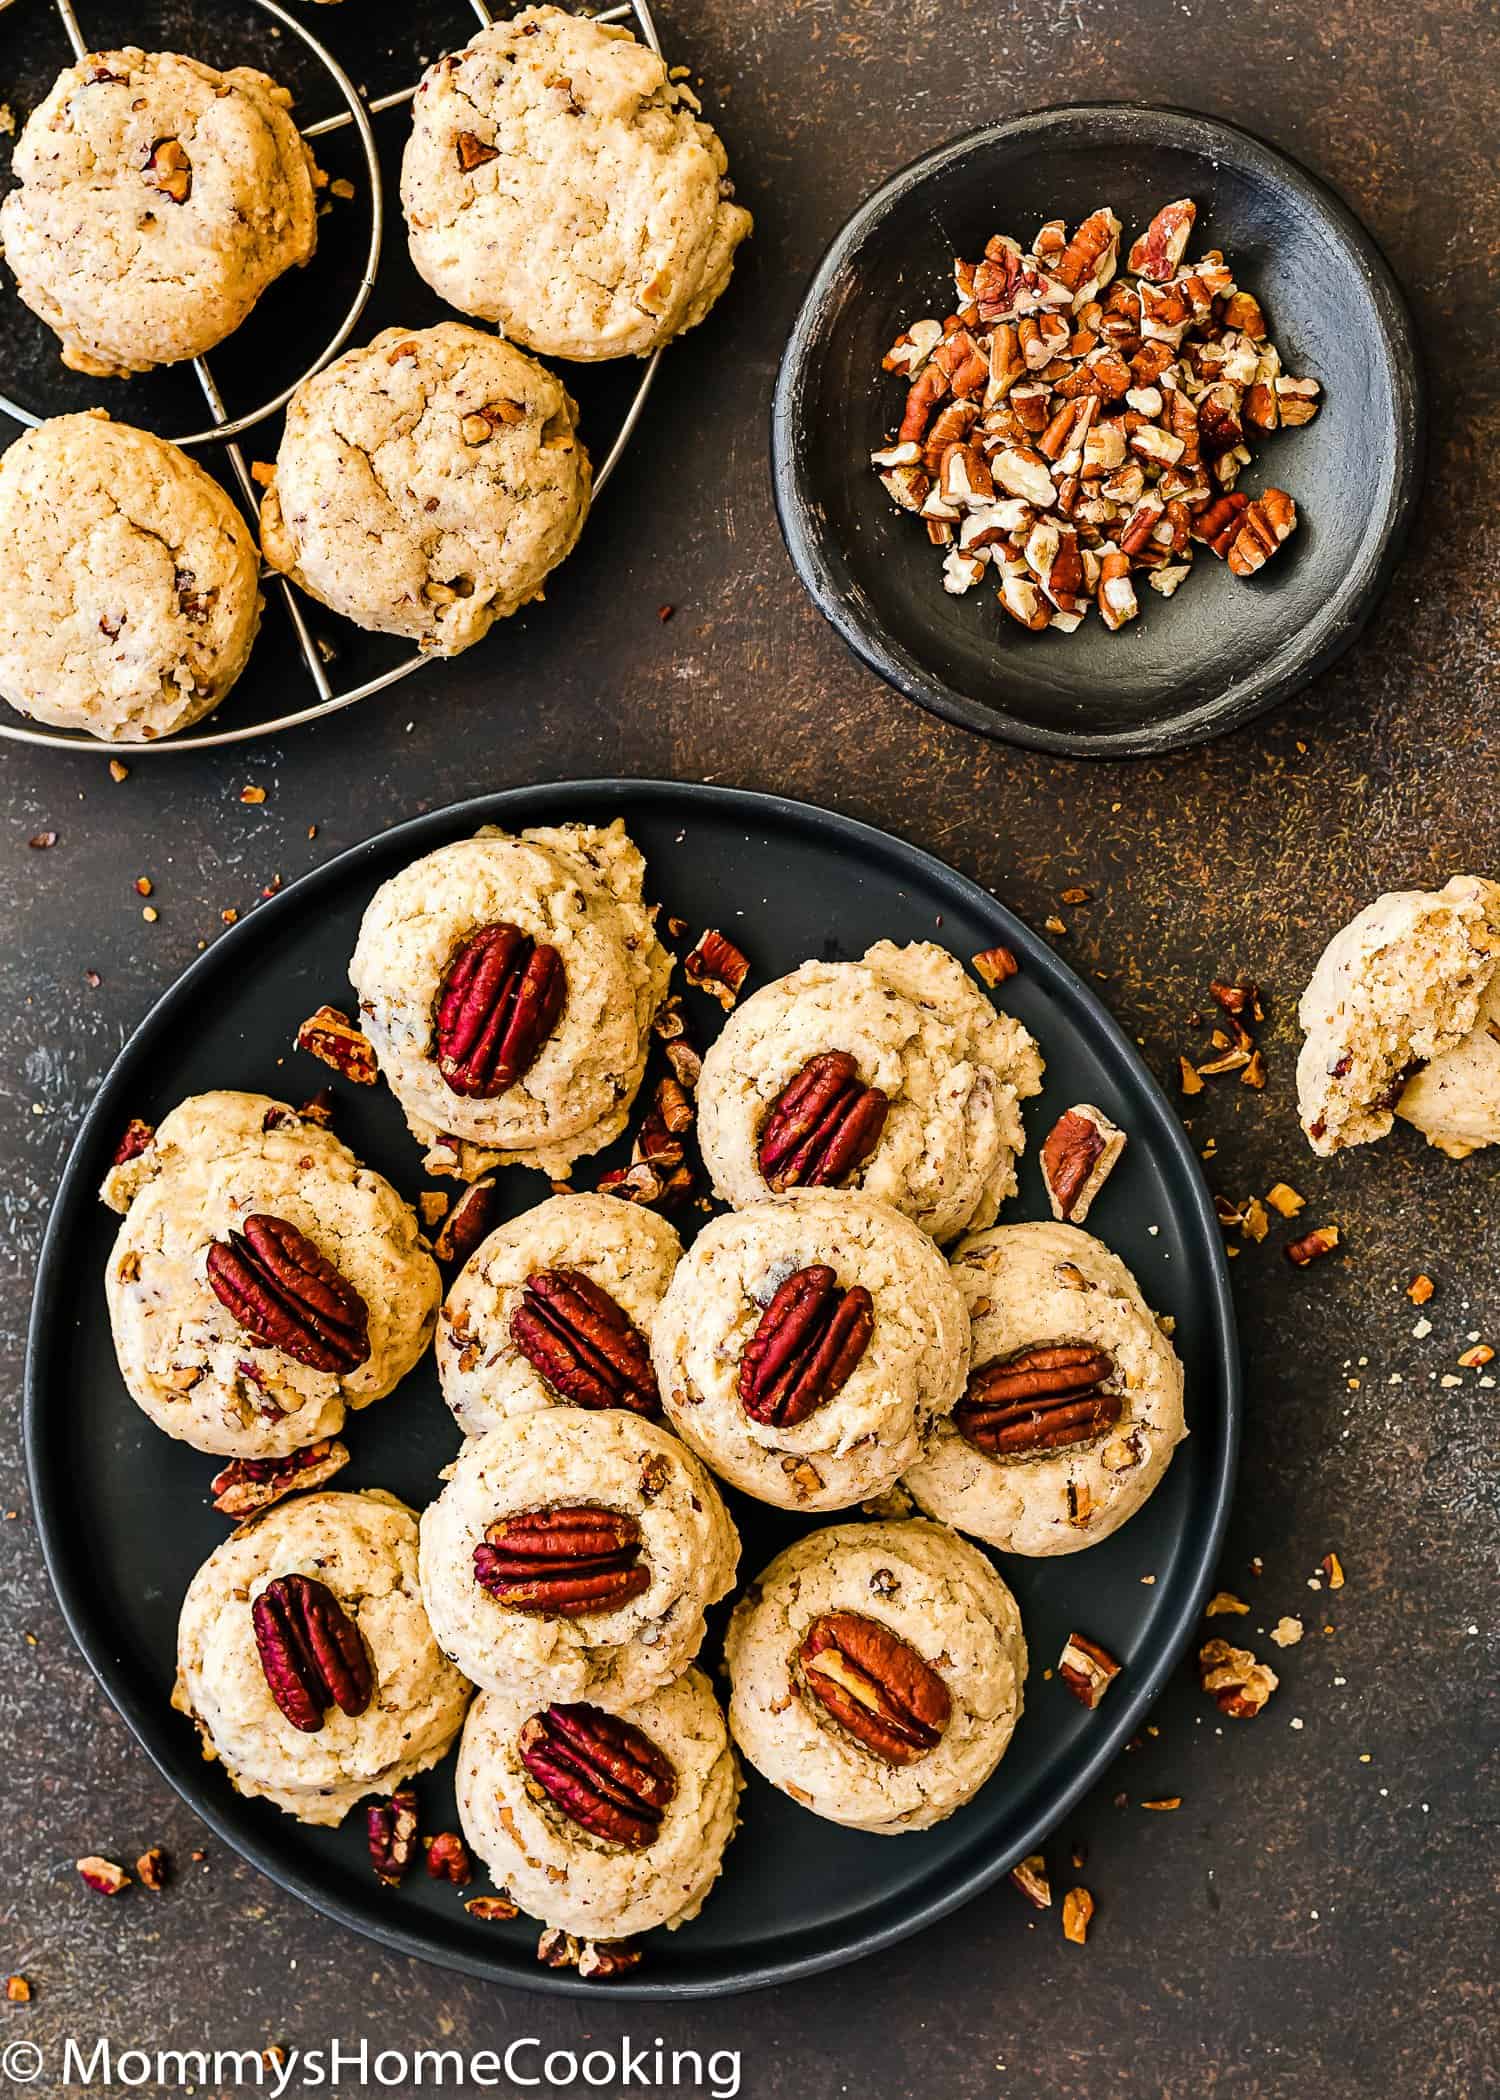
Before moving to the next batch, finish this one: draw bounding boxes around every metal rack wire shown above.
[0,0,663,752]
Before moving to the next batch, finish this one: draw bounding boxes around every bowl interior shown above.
[773,106,1420,755]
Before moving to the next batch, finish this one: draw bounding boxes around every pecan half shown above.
[473,1506,649,1617]
[956,1344,1121,1456]
[251,1573,373,1733]
[1040,1104,1126,1224]
[800,1611,951,1764]
[519,1702,677,1848]
[209,1437,350,1518]
[510,1268,660,1415]
[367,1788,419,1886]
[296,1005,379,1084]
[737,1265,874,1427]
[435,923,565,1099]
[757,1052,889,1193]
[206,1214,370,1373]
[683,928,749,1008]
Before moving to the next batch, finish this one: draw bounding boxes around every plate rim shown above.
[770,99,1427,760]
[25,776,1241,1998]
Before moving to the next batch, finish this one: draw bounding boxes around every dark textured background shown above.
[0,0,1495,2094]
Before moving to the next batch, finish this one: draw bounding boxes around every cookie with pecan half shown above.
[725,1519,1025,1834]
[418,1409,738,1709]
[651,1191,969,1512]
[172,1490,471,1827]
[696,940,1044,1244]
[437,1191,683,1438]
[903,1220,1185,1556]
[456,1668,740,1941]
[102,1090,439,1460]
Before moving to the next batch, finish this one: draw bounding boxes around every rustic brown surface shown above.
[0,0,1495,2093]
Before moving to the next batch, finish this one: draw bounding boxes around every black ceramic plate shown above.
[27,781,1239,1998]
[772,105,1424,757]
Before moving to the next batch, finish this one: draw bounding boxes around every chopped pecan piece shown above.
[972,944,1020,986]
[537,1930,643,1978]
[77,1856,131,1896]
[367,1790,419,1886]
[1226,489,1297,576]
[425,1832,472,1886]
[1010,1853,1052,1907]
[1057,1632,1121,1709]
[1285,1224,1340,1267]
[113,1116,155,1166]
[683,929,749,1008]
[143,136,191,202]
[209,1438,350,1518]
[466,1894,520,1922]
[456,130,499,171]
[1199,1637,1278,1717]
[135,1846,169,1891]
[432,1178,500,1265]
[296,1005,379,1085]
[1061,1886,1095,1944]
[1040,1103,1126,1224]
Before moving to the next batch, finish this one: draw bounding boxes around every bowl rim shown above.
[771,100,1427,759]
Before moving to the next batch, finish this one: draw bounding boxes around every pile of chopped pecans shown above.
[872,200,1320,633]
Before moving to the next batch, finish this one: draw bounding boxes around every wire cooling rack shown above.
[0,0,663,753]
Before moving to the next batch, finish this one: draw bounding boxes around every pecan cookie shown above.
[259,323,590,655]
[348,819,672,1182]
[401,6,750,361]
[102,1091,439,1459]
[696,940,1045,1244]
[1,49,317,376]
[457,1666,740,1938]
[418,1408,739,1708]
[724,1519,1026,1834]
[903,1221,1186,1556]
[0,413,261,741]
[1296,875,1500,1157]
[437,1191,682,1437]
[650,1191,969,1512]
[173,1490,472,1826]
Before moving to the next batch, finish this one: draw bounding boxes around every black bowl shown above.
[771,104,1425,757]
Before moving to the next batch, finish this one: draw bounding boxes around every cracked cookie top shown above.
[173,1490,472,1827]
[0,48,318,377]
[903,1221,1186,1558]
[259,322,591,655]
[725,1519,1027,1835]
[696,940,1046,1245]
[456,1668,741,1940]
[348,819,673,1181]
[418,1407,739,1710]
[650,1191,971,1514]
[400,5,751,360]
[0,412,261,741]
[103,1090,440,1459]
[1296,874,1500,1157]
[437,1191,683,1438]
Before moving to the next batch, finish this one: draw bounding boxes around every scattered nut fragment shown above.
[143,136,192,203]
[1266,1182,1305,1218]
[1177,1056,1204,1096]
[210,1438,350,1518]
[1321,1553,1345,1589]
[240,785,266,806]
[425,1832,472,1886]
[296,1005,379,1085]
[367,1790,419,1887]
[135,1846,169,1891]
[1057,1632,1120,1710]
[1286,1224,1340,1267]
[1140,1797,1182,1811]
[1010,1853,1052,1908]
[77,1856,131,1896]
[112,1116,155,1167]
[1040,1104,1126,1225]
[5,1975,31,2003]
[1205,1591,1250,1616]
[537,1928,642,1978]
[1407,1273,1435,1306]
[1199,1637,1279,1717]
[683,928,749,1008]
[455,130,499,172]
[1458,1344,1494,1369]
[1061,1886,1095,1945]
[972,944,1020,987]
[465,1894,519,1922]
[1269,1616,1303,1647]
[433,1179,499,1266]
[418,1191,450,1229]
